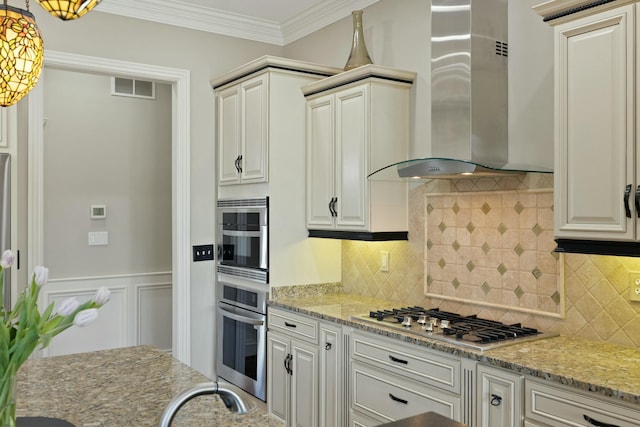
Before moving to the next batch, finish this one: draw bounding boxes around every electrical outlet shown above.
[629,272,640,302]
[193,244,214,262]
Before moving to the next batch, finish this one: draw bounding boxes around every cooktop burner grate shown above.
[352,306,556,351]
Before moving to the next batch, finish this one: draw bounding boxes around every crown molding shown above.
[281,0,381,45]
[96,0,381,46]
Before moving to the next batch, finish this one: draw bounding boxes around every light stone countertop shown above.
[269,289,640,405]
[15,345,284,427]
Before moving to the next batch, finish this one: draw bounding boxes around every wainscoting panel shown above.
[40,272,172,357]
[137,283,172,350]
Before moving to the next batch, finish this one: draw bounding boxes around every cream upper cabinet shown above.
[550,5,637,240]
[216,73,268,185]
[302,65,415,240]
[306,85,368,231]
[213,56,341,187]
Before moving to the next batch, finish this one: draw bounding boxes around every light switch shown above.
[381,251,390,272]
[88,232,108,246]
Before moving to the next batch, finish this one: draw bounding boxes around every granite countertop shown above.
[269,291,640,405]
[15,345,284,427]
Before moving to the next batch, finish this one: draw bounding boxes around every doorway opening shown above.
[26,51,191,364]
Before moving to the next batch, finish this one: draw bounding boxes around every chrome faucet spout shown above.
[158,381,255,427]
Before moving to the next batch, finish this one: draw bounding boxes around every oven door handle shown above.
[221,230,263,237]
[217,303,265,326]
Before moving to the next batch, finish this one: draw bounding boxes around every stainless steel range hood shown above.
[369,0,552,181]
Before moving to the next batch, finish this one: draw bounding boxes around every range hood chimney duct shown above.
[369,0,552,180]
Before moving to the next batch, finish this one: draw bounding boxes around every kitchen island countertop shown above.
[269,289,640,405]
[15,345,283,427]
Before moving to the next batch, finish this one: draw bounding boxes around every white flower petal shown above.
[33,266,49,287]
[0,250,14,270]
[73,308,98,327]
[56,297,79,317]
[94,287,111,306]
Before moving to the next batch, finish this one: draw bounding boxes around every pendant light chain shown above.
[25,0,29,11]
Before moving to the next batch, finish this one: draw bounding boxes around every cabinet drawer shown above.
[526,379,640,427]
[268,308,318,344]
[351,331,460,393]
[352,361,460,422]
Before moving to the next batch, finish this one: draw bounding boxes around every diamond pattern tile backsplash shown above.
[425,189,560,316]
[341,174,640,348]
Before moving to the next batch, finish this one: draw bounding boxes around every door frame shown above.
[27,50,191,364]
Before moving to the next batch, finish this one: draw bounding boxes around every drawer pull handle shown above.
[388,355,408,365]
[388,393,408,405]
[584,415,619,427]
[284,322,297,328]
[490,394,502,406]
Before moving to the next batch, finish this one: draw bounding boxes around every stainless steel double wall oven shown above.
[215,197,269,401]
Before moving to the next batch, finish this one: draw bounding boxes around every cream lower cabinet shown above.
[303,65,415,238]
[525,377,640,427]
[550,4,640,240]
[267,307,344,427]
[476,364,523,427]
[349,330,469,426]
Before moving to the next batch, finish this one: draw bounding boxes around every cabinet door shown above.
[291,340,319,427]
[267,334,290,423]
[217,85,241,184]
[477,364,523,427]
[555,6,635,239]
[240,74,268,183]
[335,85,368,230]
[307,94,336,228]
[320,323,343,427]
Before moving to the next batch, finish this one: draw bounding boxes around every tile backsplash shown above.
[341,173,640,348]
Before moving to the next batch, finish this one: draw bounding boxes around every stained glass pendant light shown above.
[35,0,101,20]
[0,0,44,106]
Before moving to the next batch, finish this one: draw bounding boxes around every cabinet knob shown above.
[490,394,502,406]
[325,342,332,350]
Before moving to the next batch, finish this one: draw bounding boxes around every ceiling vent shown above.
[111,77,156,99]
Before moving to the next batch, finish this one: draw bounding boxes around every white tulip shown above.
[33,266,49,287]
[55,297,79,317]
[73,308,98,327]
[0,250,14,269]
[93,287,111,306]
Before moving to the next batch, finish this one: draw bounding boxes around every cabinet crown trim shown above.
[211,55,341,89]
[301,64,416,97]
[533,0,635,24]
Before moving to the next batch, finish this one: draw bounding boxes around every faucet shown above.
[158,381,255,427]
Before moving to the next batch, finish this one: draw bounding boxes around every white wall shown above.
[43,69,172,277]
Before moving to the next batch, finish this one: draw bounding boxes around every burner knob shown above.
[440,319,450,329]
[401,316,412,327]
[417,315,428,325]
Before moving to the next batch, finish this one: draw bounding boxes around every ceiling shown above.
[95,0,381,46]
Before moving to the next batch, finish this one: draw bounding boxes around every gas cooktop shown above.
[350,306,557,351]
